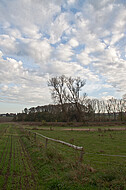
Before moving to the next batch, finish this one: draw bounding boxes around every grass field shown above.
[0,123,126,189]
[0,124,38,189]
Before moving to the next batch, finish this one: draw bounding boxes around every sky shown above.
[0,0,126,114]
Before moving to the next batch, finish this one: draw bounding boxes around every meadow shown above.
[0,123,126,189]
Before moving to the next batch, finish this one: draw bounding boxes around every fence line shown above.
[26,130,84,162]
[35,132,83,150]
[23,129,126,163]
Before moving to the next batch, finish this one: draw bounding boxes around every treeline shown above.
[13,76,126,122]
[13,98,126,122]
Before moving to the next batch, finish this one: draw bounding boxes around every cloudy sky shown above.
[0,0,126,113]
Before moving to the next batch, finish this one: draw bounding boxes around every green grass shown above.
[0,123,126,189]
[0,124,38,189]
[28,126,126,189]
[32,129,126,155]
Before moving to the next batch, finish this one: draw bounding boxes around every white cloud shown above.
[54,44,73,61]
[0,0,61,31]
[1,85,8,92]
[0,51,51,104]
[110,33,124,46]
[77,51,92,65]
[0,34,17,53]
[67,0,76,5]
[49,13,69,44]
[27,39,52,64]
[102,84,113,88]
[69,38,79,47]
[22,25,42,40]
[0,0,126,111]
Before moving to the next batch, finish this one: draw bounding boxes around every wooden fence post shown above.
[79,148,84,163]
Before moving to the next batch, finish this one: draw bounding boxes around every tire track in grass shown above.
[20,138,37,178]
[2,134,23,189]
[0,126,8,142]
[19,137,37,189]
[11,135,16,189]
[2,135,12,189]
[16,136,23,190]
[18,127,38,189]
[17,137,27,189]
[18,137,34,189]
[9,127,25,189]
[18,137,24,189]
[0,135,9,165]
[0,135,10,175]
[11,135,26,189]
[0,135,10,188]
[12,136,20,189]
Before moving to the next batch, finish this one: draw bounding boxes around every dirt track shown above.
[63,127,126,131]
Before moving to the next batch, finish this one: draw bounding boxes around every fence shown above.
[22,128,126,165]
[25,130,84,162]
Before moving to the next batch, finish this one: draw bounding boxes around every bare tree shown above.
[100,100,106,121]
[65,77,86,121]
[48,75,67,105]
[48,75,67,120]
[110,98,118,120]
[48,75,87,121]
[117,99,125,121]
